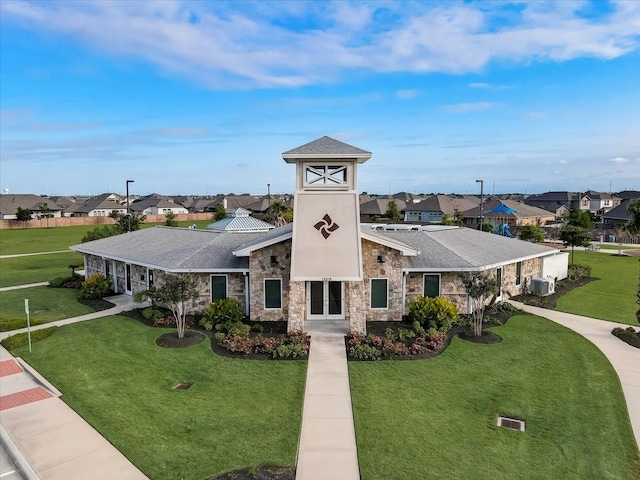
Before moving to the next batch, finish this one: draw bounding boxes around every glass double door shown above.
[307,281,343,320]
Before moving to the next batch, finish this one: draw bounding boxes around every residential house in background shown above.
[582,190,622,215]
[131,194,189,216]
[73,136,568,334]
[403,195,477,223]
[359,197,407,222]
[0,194,62,220]
[72,193,126,217]
[463,199,556,230]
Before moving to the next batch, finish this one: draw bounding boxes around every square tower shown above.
[283,136,371,281]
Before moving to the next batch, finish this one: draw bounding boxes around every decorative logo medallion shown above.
[314,214,339,239]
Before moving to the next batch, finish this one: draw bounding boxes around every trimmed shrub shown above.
[407,296,459,333]
[200,299,244,332]
[567,263,592,281]
[1,327,57,350]
[349,344,382,361]
[49,273,84,289]
[0,318,46,332]
[79,274,112,300]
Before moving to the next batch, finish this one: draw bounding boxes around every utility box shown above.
[531,277,555,296]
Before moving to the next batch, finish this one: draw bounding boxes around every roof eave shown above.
[233,231,293,257]
[282,153,371,164]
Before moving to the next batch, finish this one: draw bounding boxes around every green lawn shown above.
[0,252,84,287]
[0,225,96,255]
[0,286,94,326]
[557,251,638,324]
[0,222,213,256]
[14,316,307,480]
[350,315,640,480]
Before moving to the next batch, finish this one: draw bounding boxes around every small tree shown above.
[154,273,201,339]
[518,224,545,243]
[16,207,33,227]
[460,271,500,337]
[440,214,455,226]
[109,211,145,232]
[481,222,493,233]
[164,211,178,227]
[212,205,227,222]
[627,198,640,237]
[385,200,402,222]
[559,224,591,264]
[568,209,594,229]
[39,203,53,228]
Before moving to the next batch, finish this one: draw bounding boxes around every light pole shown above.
[126,179,135,232]
[476,179,484,230]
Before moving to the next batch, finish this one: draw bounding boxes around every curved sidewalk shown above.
[510,301,640,451]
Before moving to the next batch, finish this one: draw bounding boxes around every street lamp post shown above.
[126,179,135,232]
[476,179,484,230]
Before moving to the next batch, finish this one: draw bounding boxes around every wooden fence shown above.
[0,213,212,230]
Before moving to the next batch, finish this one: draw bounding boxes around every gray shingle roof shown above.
[71,227,265,271]
[377,227,557,271]
[282,136,372,162]
[207,208,275,232]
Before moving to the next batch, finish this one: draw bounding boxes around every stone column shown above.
[287,281,306,333]
[347,281,366,333]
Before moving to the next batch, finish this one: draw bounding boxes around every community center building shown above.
[72,137,568,333]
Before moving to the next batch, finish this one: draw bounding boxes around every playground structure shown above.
[493,223,514,237]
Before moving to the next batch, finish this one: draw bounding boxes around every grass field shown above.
[558,251,638,324]
[0,252,85,287]
[350,315,640,480]
[14,316,307,480]
[0,221,213,255]
[0,286,94,326]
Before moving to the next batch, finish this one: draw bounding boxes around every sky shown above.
[1,0,639,198]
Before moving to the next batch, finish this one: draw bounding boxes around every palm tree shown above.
[265,200,289,227]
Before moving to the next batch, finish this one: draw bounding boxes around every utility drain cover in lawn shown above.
[173,382,193,390]
[498,416,525,432]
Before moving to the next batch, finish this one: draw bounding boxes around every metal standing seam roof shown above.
[207,212,275,232]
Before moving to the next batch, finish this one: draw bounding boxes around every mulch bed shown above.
[458,330,502,344]
[511,276,595,309]
[209,465,295,480]
[77,297,116,312]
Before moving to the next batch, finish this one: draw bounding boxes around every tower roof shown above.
[282,136,372,163]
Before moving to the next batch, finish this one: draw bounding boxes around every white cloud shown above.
[524,112,547,119]
[609,157,628,163]
[559,159,567,164]
[442,102,499,113]
[1,1,639,88]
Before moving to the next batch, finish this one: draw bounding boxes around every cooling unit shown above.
[531,277,555,296]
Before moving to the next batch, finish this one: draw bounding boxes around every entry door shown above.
[307,281,343,320]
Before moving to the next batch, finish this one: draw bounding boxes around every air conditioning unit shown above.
[531,277,555,296]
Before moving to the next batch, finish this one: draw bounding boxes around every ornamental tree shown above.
[559,224,590,264]
[460,271,500,337]
[155,273,201,339]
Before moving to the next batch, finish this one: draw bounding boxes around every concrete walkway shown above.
[0,251,70,259]
[0,295,147,479]
[0,294,144,341]
[296,320,360,480]
[510,301,640,451]
[0,282,49,292]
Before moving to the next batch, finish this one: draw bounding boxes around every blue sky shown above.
[1,0,639,197]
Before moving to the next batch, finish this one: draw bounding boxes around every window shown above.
[305,164,347,186]
[264,279,282,309]
[515,262,522,286]
[211,275,227,302]
[423,274,440,298]
[370,278,388,309]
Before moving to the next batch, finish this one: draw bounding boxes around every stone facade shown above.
[249,240,292,322]
[360,240,404,322]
